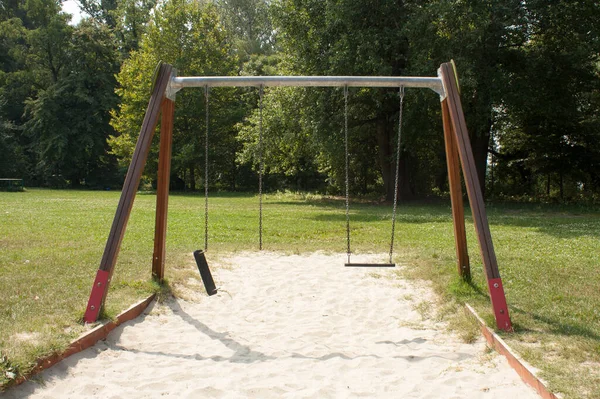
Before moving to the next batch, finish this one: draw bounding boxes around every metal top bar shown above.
[168,75,445,98]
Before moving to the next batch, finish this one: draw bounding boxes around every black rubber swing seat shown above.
[193,250,218,296]
[345,263,396,267]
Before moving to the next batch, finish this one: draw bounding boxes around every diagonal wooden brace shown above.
[440,61,512,332]
[83,62,173,323]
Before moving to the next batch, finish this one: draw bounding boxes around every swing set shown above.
[83,61,513,332]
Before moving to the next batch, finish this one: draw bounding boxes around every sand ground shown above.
[5,252,540,398]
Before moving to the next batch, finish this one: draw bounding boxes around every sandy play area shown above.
[6,252,539,398]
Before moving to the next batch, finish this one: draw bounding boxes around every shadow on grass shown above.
[310,212,456,224]
[509,305,600,341]
[463,279,600,342]
[486,203,600,239]
[490,216,600,239]
[311,213,388,223]
[266,198,455,225]
[268,197,453,212]
[271,197,600,239]
[170,190,600,238]
[169,191,257,199]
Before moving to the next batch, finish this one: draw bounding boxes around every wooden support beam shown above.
[441,99,470,279]
[440,62,512,332]
[152,98,175,281]
[84,63,173,323]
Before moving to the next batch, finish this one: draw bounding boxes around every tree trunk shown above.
[435,154,448,193]
[397,156,413,201]
[559,171,564,199]
[231,157,237,191]
[470,128,490,198]
[375,120,393,201]
[375,119,412,202]
[361,161,368,194]
[70,177,81,188]
[189,166,196,191]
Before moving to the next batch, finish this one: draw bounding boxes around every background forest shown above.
[1,0,599,201]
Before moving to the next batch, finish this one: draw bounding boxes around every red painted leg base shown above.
[84,270,110,324]
[488,278,513,332]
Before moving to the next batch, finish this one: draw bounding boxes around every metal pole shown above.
[168,76,445,97]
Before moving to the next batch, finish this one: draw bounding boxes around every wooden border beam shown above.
[7,295,155,390]
[466,305,559,398]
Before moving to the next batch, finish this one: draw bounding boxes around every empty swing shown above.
[193,85,218,296]
[344,86,405,268]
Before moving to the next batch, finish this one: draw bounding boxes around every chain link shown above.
[204,85,209,252]
[389,86,405,263]
[258,85,264,250]
[344,86,351,264]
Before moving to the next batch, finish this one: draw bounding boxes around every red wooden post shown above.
[84,63,173,323]
[152,98,175,281]
[441,98,470,279]
[440,61,513,332]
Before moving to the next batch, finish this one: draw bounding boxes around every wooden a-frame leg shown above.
[152,98,175,281]
[440,62,513,332]
[442,99,470,279]
[84,63,173,323]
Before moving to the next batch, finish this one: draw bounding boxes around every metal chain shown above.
[389,86,405,263]
[258,85,264,250]
[344,86,351,264]
[204,85,209,252]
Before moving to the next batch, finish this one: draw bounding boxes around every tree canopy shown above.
[0,0,598,201]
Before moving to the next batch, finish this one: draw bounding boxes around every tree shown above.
[403,0,530,196]
[0,0,81,184]
[237,87,325,192]
[0,14,32,179]
[110,0,241,190]
[78,0,118,28]
[24,19,120,186]
[404,0,600,200]
[216,0,274,59]
[495,0,600,199]
[271,0,413,200]
[112,0,156,56]
[76,0,156,58]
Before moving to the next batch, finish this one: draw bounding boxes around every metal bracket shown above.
[165,68,179,101]
[488,278,513,332]
[437,67,448,101]
[438,61,460,102]
[83,269,110,323]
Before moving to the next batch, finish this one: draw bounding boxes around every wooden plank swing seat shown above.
[342,84,403,269]
[83,61,513,333]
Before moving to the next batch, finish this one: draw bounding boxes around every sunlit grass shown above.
[1,189,599,397]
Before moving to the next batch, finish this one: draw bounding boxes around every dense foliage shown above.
[0,0,599,201]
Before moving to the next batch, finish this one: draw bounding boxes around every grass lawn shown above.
[1,188,599,398]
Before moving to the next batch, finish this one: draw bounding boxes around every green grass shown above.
[1,189,599,398]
